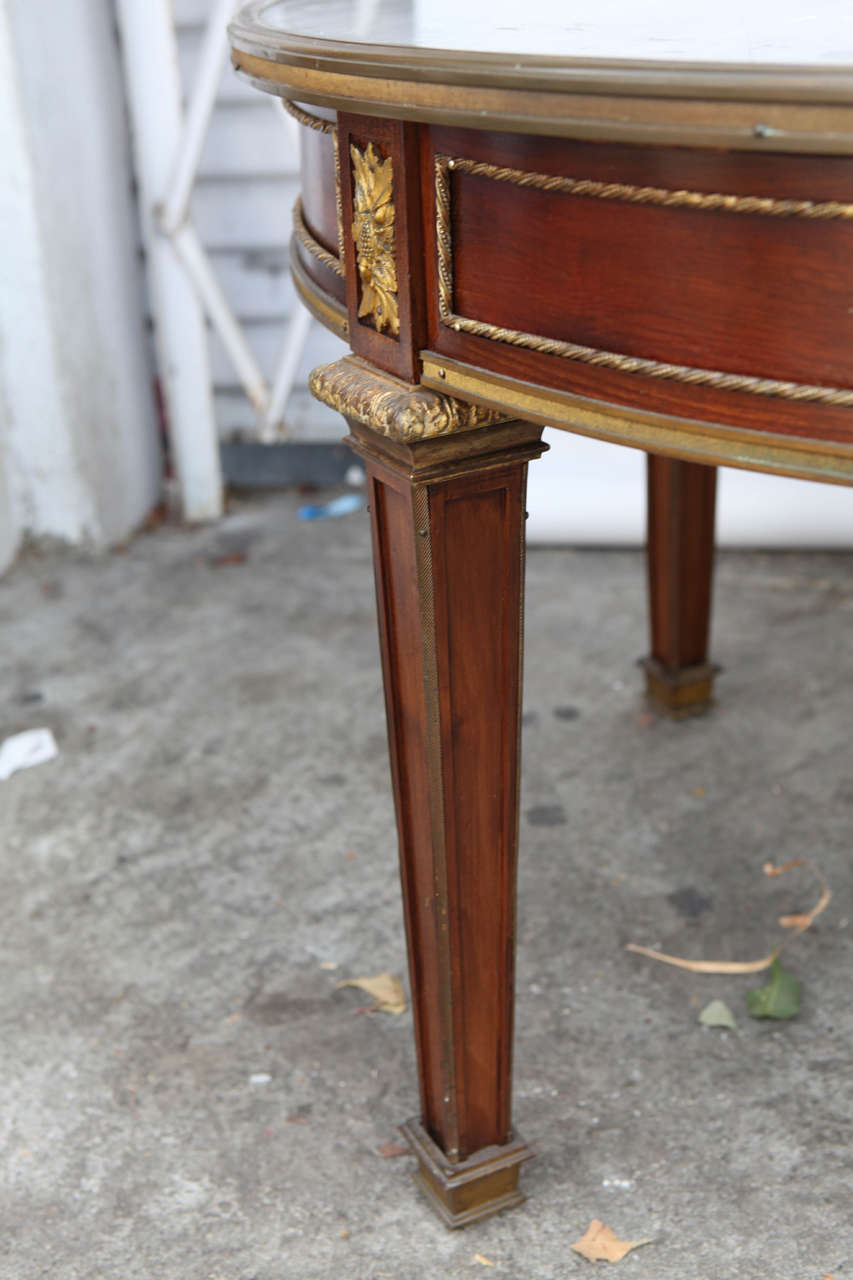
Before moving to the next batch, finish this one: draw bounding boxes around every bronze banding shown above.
[442,154,853,221]
[435,154,853,409]
[420,351,853,487]
[282,100,345,258]
[292,195,344,278]
[281,97,335,133]
[231,48,853,154]
[289,239,348,338]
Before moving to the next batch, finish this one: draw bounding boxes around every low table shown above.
[230,1,853,1227]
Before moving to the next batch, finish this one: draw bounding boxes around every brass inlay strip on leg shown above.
[434,154,853,409]
[412,482,460,1158]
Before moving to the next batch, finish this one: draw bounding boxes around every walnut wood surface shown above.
[349,422,545,1161]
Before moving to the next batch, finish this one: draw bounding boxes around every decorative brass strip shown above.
[309,355,509,443]
[281,103,343,258]
[421,352,853,487]
[441,155,853,221]
[289,239,348,338]
[351,141,400,336]
[435,155,853,410]
[292,196,344,278]
[281,97,334,134]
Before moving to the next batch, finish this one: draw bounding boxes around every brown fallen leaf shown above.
[473,1256,496,1267]
[570,1220,653,1263]
[376,1141,410,1158]
[336,972,406,1014]
[627,858,830,974]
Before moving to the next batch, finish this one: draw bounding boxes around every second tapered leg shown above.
[642,453,718,716]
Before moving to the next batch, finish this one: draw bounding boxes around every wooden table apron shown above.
[230,12,853,1228]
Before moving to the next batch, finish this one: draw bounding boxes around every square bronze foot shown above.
[640,656,719,719]
[399,1118,534,1229]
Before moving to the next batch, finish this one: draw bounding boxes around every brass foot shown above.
[641,656,719,719]
[399,1118,534,1229]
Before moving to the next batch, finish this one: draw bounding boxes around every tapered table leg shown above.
[312,355,545,1227]
[642,453,718,717]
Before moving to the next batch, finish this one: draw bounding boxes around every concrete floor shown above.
[1,491,851,1280]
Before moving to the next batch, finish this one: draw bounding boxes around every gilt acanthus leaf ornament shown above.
[309,357,509,443]
[351,142,399,336]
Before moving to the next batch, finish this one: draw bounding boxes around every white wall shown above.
[527,432,853,547]
[0,0,161,573]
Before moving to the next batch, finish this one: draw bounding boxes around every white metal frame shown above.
[116,0,313,520]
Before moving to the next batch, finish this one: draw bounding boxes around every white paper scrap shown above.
[0,729,58,782]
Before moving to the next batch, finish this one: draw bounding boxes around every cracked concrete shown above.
[0,491,851,1279]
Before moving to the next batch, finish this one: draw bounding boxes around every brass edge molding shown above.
[309,356,510,442]
[420,352,853,486]
[292,196,344,278]
[231,51,853,154]
[289,241,349,338]
[350,142,400,336]
[434,155,853,410]
[281,98,334,133]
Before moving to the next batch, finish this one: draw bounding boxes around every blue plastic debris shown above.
[298,493,364,521]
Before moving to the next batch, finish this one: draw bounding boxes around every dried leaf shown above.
[627,859,830,973]
[473,1255,496,1267]
[376,1141,409,1158]
[778,913,812,930]
[699,998,737,1030]
[747,957,801,1020]
[570,1220,653,1262]
[336,972,406,1014]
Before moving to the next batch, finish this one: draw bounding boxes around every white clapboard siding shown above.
[201,102,298,176]
[191,177,298,251]
[208,247,293,318]
[163,3,340,441]
[178,21,264,105]
[209,319,347,389]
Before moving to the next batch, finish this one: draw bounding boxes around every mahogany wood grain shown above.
[421,127,853,445]
[349,421,545,1161]
[647,454,717,671]
[299,123,339,256]
[338,114,427,382]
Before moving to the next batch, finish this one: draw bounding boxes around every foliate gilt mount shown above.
[309,357,509,443]
[351,142,399,337]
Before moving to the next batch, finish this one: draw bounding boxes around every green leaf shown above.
[699,998,737,1030]
[747,958,801,1020]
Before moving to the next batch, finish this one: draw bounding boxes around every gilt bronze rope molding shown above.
[284,99,345,259]
[434,154,853,409]
[292,197,344,277]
